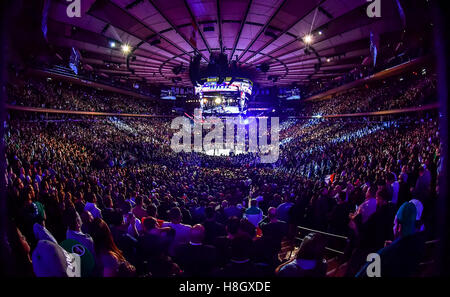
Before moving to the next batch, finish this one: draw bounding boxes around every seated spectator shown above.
[162,207,192,256]
[132,196,147,220]
[5,223,34,277]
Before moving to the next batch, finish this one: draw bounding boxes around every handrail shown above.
[425,239,440,245]
[294,236,345,255]
[297,226,348,241]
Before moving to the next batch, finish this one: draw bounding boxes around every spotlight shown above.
[326,58,331,62]
[215,97,222,104]
[318,31,323,35]
[303,34,313,45]
[109,41,116,48]
[121,44,131,54]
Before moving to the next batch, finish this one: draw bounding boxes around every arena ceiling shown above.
[44,0,429,87]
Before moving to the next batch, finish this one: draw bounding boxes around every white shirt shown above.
[356,198,377,223]
[391,181,400,204]
[161,222,192,255]
[84,202,102,219]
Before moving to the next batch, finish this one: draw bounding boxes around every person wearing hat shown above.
[244,199,263,228]
[410,199,425,232]
[32,240,81,277]
[356,202,426,277]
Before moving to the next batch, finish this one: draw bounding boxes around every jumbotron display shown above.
[195,77,253,114]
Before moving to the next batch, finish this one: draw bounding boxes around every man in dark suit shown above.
[217,234,272,277]
[102,196,122,227]
[174,224,217,277]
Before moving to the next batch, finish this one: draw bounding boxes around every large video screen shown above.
[285,88,301,100]
[160,87,194,100]
[194,77,253,114]
[194,77,253,96]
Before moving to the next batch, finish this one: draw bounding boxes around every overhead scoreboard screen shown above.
[160,87,194,100]
[194,77,253,114]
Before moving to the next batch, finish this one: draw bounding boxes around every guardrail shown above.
[6,103,439,119]
[293,225,349,257]
[6,104,176,118]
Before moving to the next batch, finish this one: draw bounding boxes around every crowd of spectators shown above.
[2,72,441,277]
[6,77,170,114]
[297,72,436,116]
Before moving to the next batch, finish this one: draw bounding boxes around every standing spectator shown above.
[84,193,102,219]
[162,207,192,256]
[174,224,217,277]
[64,207,96,257]
[244,199,263,227]
[203,206,226,245]
[357,202,426,277]
[90,218,136,277]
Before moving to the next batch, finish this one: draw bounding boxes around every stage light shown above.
[121,44,131,54]
[215,97,222,104]
[303,34,313,45]
[326,58,331,62]
[318,31,322,35]
[109,41,116,48]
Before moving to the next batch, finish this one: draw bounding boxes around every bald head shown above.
[190,224,205,244]
[268,207,277,219]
